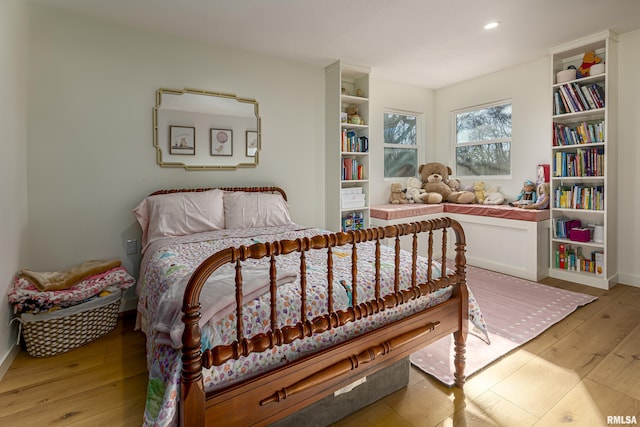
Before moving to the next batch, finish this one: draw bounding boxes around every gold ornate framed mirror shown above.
[153,88,260,170]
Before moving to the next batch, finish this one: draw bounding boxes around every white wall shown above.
[433,57,551,198]
[0,0,29,374]
[368,77,434,205]
[617,29,640,287]
[26,5,326,309]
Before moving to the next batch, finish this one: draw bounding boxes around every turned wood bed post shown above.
[180,248,237,427]
[449,219,468,388]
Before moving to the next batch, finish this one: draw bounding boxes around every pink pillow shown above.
[224,192,292,229]
[133,189,225,250]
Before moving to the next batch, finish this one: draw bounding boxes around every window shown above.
[454,101,512,177]
[384,111,419,178]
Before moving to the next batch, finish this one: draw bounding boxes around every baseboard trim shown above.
[617,272,640,288]
[0,345,21,381]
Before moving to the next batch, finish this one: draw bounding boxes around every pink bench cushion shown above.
[371,203,549,222]
[370,203,444,220]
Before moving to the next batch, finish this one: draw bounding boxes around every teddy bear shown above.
[473,181,486,204]
[483,185,506,205]
[446,177,462,192]
[578,50,602,77]
[520,182,550,210]
[345,105,361,124]
[417,162,475,204]
[405,176,425,203]
[388,182,407,204]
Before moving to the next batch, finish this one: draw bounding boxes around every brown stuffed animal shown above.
[345,105,359,122]
[418,162,476,204]
[388,182,407,204]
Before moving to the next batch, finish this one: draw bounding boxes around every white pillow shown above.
[133,189,225,250]
[224,192,293,229]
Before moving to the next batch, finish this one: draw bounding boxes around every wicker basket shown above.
[20,288,122,358]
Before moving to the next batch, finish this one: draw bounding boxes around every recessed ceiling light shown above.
[484,21,500,30]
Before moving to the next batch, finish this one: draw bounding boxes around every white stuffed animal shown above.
[483,185,506,205]
[405,177,425,203]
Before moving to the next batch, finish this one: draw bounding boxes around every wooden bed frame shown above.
[148,187,469,426]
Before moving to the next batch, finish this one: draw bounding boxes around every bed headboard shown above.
[149,186,287,201]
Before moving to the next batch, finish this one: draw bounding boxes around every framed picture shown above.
[246,131,258,157]
[210,129,233,156]
[169,126,195,155]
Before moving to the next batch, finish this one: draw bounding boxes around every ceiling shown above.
[29,0,640,89]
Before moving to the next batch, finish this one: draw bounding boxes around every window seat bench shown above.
[370,203,550,281]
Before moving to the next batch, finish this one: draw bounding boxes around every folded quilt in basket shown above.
[8,266,136,314]
[19,259,123,291]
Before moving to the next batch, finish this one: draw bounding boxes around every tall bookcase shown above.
[548,31,618,289]
[325,60,370,232]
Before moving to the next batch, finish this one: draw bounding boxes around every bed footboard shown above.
[180,217,468,426]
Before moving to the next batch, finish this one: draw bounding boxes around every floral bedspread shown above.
[138,224,488,426]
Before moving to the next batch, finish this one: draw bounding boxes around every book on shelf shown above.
[571,82,588,111]
[554,82,605,114]
[341,130,368,153]
[559,84,579,113]
[553,92,566,115]
[555,244,603,275]
[553,120,604,146]
[580,85,597,110]
[553,184,604,210]
[553,147,604,177]
[589,83,605,108]
[594,251,604,276]
[342,158,364,180]
[554,243,602,273]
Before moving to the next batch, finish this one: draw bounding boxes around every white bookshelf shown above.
[548,31,618,289]
[325,60,370,232]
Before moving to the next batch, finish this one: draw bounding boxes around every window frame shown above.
[451,99,513,179]
[383,109,423,180]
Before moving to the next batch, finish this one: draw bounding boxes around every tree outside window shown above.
[454,101,512,177]
[384,112,419,178]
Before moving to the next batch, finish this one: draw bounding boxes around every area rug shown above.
[411,264,597,386]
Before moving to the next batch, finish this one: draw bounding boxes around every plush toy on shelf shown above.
[483,185,506,205]
[520,182,550,210]
[418,162,475,204]
[578,50,602,77]
[345,105,362,124]
[509,179,538,207]
[405,177,425,203]
[473,181,487,204]
[388,182,408,204]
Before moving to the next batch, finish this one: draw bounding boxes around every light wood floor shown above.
[0,278,638,426]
